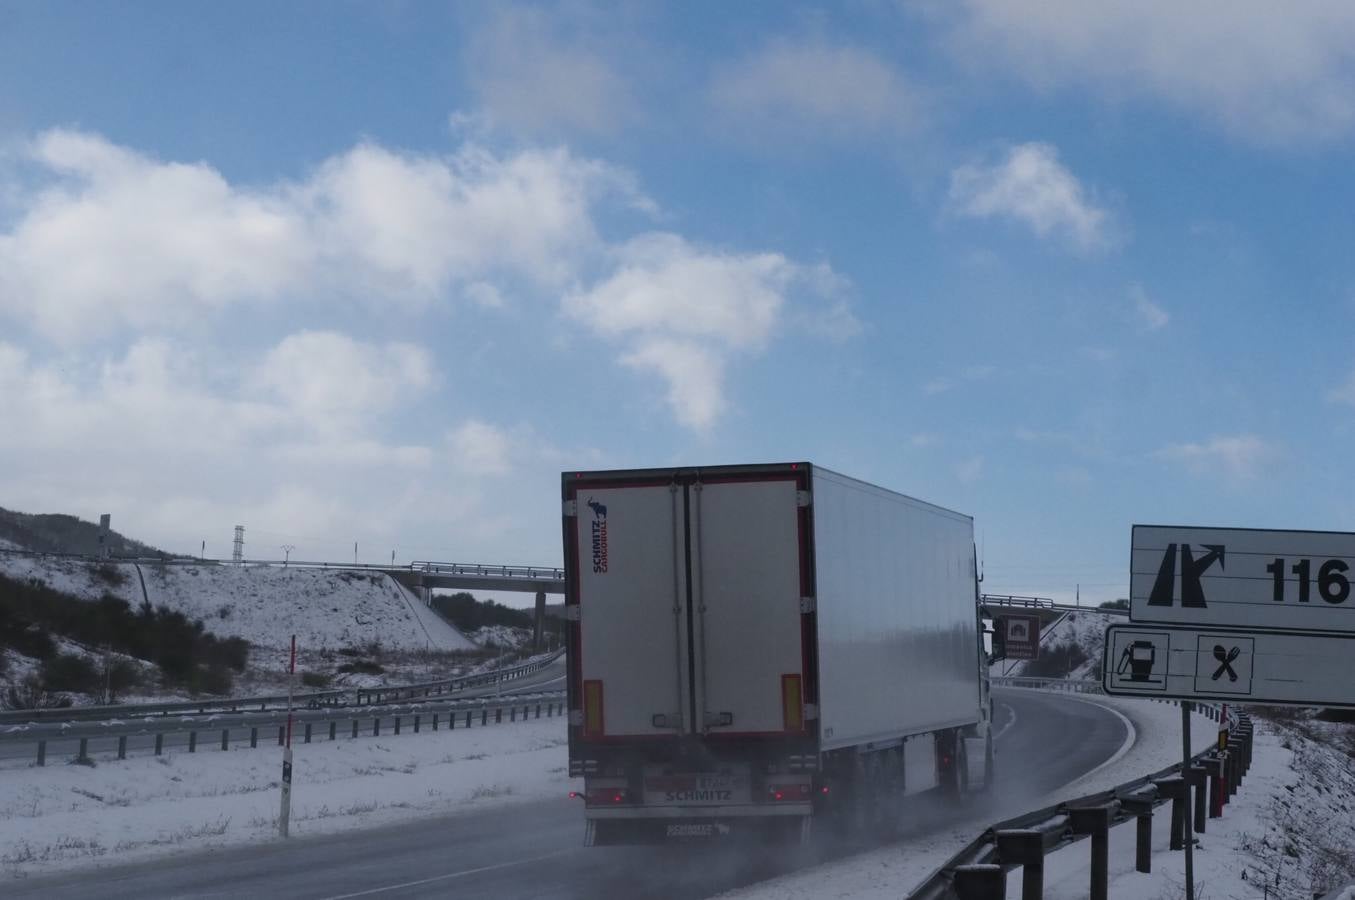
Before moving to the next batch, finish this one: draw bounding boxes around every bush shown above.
[337,659,384,676]
[301,671,331,688]
[190,665,234,696]
[92,564,128,587]
[3,675,73,710]
[1024,642,1091,678]
[41,653,101,694]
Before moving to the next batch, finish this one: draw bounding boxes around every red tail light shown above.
[584,787,629,805]
[767,784,811,802]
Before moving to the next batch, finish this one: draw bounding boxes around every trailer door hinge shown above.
[799,596,816,614]
[562,500,578,517]
[564,606,581,622]
[796,490,812,508]
[803,704,819,720]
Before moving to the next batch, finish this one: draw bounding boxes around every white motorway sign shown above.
[1103,623,1355,707]
[1131,525,1355,633]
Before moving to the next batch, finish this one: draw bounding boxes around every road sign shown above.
[1131,525,1355,633]
[1103,623,1355,707]
[997,614,1040,660]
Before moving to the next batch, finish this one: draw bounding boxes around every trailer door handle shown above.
[704,711,734,728]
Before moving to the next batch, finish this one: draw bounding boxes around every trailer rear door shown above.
[571,481,690,738]
[691,476,808,737]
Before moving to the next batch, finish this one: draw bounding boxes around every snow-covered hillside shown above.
[0,553,474,653]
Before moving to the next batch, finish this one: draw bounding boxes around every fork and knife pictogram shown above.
[1212,644,1240,682]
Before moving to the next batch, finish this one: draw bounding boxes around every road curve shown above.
[7,688,1128,900]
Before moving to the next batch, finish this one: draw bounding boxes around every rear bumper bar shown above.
[586,803,812,819]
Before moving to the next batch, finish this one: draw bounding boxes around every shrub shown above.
[190,665,234,696]
[337,659,384,676]
[300,671,331,688]
[3,675,73,710]
[92,564,128,587]
[41,653,101,694]
[1024,642,1091,678]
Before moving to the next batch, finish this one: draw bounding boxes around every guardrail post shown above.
[304,723,313,744]
[1186,766,1207,833]
[495,708,502,724]
[414,715,420,733]
[952,864,1005,900]
[250,727,258,748]
[351,720,359,739]
[1227,739,1242,798]
[155,733,164,756]
[481,709,487,726]
[329,721,337,741]
[1069,805,1113,900]
[188,731,197,753]
[433,714,439,731]
[221,728,229,751]
[373,718,380,736]
[1153,777,1187,851]
[1205,755,1224,818]
[277,725,285,746]
[36,740,46,766]
[118,735,127,760]
[510,706,516,722]
[536,704,541,719]
[1121,790,1155,874]
[77,737,89,762]
[995,829,1044,900]
[394,717,401,735]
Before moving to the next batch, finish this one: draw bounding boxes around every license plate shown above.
[644,774,750,805]
[664,822,731,839]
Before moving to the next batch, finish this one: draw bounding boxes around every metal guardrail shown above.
[909,703,1252,900]
[981,594,1055,609]
[990,676,1103,694]
[354,649,565,705]
[0,650,565,725]
[3,686,568,767]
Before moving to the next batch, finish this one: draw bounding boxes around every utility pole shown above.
[281,545,296,566]
[354,542,358,565]
[279,635,296,839]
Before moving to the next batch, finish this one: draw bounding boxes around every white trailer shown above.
[562,463,991,844]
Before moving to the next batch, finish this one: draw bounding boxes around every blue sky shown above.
[2,2,1354,606]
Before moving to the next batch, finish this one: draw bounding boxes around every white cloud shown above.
[1154,434,1278,481]
[1130,285,1169,330]
[949,142,1110,250]
[0,336,573,562]
[0,130,633,343]
[448,420,515,476]
[923,364,994,395]
[564,233,854,430]
[710,40,923,141]
[955,455,985,484]
[1328,371,1355,406]
[466,7,634,137]
[250,331,433,432]
[910,433,941,448]
[621,339,727,431]
[942,1,1355,144]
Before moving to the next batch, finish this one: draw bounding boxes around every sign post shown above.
[279,634,296,839]
[1181,701,1194,900]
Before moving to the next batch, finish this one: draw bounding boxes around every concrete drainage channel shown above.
[3,690,566,768]
[907,709,1255,900]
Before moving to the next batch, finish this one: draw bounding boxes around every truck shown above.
[562,462,993,845]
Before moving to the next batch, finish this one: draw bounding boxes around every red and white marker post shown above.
[279,634,296,838]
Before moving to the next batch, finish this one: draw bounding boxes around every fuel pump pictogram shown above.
[1116,639,1161,684]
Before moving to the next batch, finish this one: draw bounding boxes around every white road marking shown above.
[991,702,1018,742]
[320,850,572,899]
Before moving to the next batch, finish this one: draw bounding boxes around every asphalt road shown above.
[7,688,1129,900]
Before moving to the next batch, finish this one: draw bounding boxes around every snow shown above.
[1038,712,1355,899]
[0,716,569,881]
[0,554,474,653]
[717,695,1221,900]
[469,624,534,650]
[0,539,22,551]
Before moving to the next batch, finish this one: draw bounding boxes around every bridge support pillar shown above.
[533,591,546,651]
